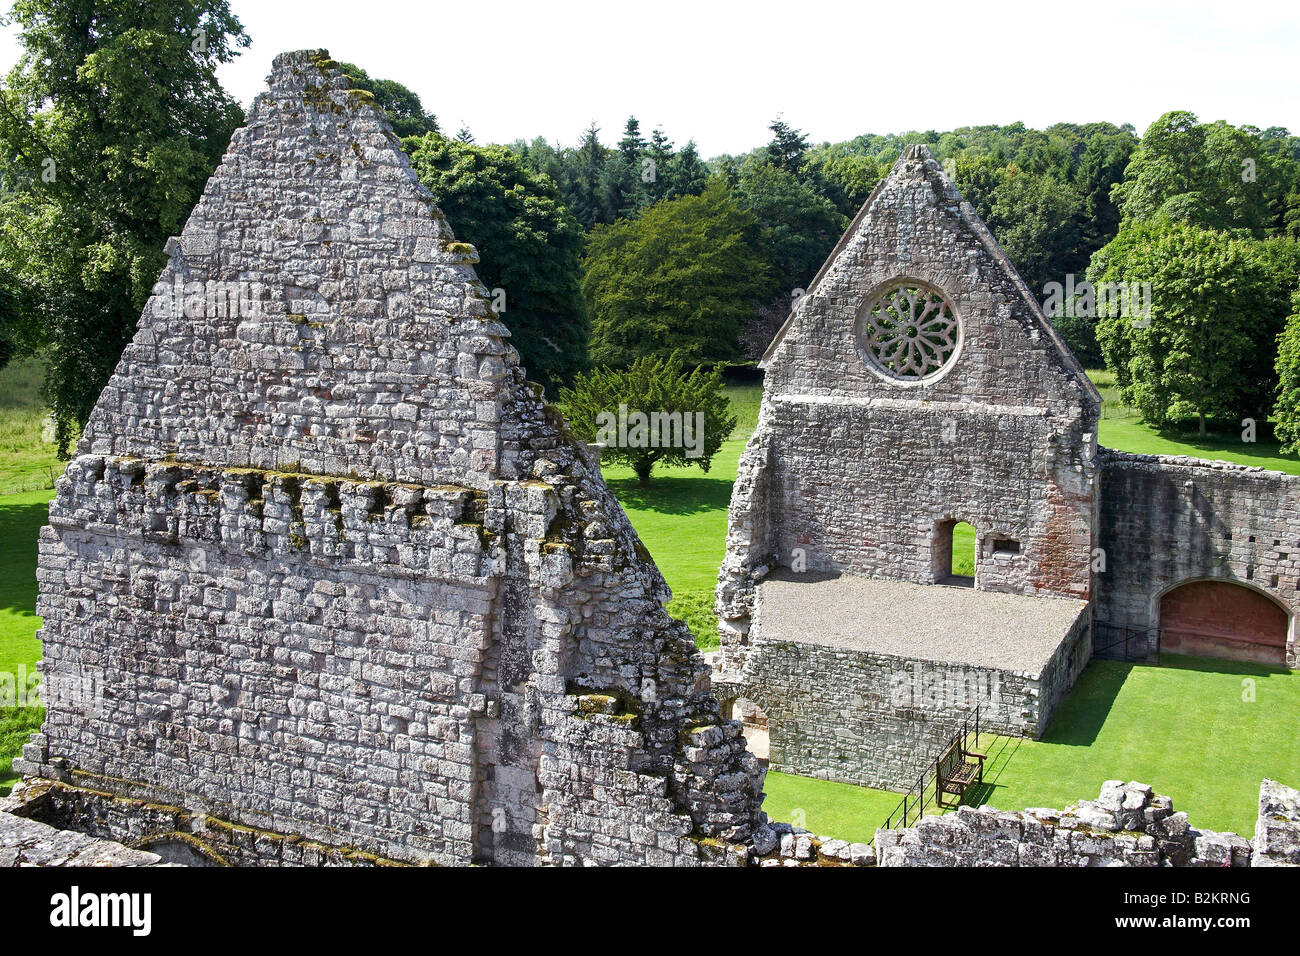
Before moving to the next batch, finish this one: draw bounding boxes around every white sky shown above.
[1,0,1298,156]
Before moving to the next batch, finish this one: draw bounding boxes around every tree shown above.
[1273,288,1300,455]
[984,165,1081,297]
[405,133,588,389]
[0,0,249,453]
[732,162,845,295]
[336,62,438,137]
[1091,222,1299,436]
[557,353,736,485]
[569,123,610,228]
[804,151,884,217]
[600,116,648,220]
[582,181,770,367]
[1113,112,1280,236]
[645,127,675,204]
[767,116,809,174]
[666,140,709,199]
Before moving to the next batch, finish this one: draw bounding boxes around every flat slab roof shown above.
[754,571,1089,675]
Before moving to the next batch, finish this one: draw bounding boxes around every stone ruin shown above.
[714,144,1300,793]
[714,144,1096,789]
[10,51,763,866]
[745,777,1300,868]
[8,54,1299,869]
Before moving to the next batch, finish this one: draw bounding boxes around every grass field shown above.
[0,357,65,496]
[0,489,53,790]
[1089,367,1300,474]
[762,771,903,844]
[972,655,1300,837]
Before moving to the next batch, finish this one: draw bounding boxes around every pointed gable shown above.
[80,50,517,488]
[760,145,1099,412]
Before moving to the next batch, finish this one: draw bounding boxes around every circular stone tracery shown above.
[858,282,961,383]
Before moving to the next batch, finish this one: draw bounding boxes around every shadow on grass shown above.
[1037,659,1132,746]
[0,498,49,617]
[603,475,735,515]
[965,734,1022,810]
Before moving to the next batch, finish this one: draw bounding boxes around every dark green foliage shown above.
[0,284,16,369]
[557,353,736,485]
[732,162,846,295]
[513,120,709,230]
[766,117,809,174]
[0,0,249,454]
[1273,289,1300,455]
[1112,111,1291,236]
[582,182,770,367]
[1092,222,1300,435]
[405,133,588,389]
[984,166,1084,297]
[335,62,438,137]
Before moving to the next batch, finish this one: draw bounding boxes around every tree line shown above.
[3,1,1300,456]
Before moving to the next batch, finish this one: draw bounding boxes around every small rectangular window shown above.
[992,538,1020,555]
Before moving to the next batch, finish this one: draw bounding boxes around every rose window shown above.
[858,282,961,383]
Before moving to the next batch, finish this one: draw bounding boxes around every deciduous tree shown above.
[0,0,249,453]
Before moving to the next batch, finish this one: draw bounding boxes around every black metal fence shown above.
[1092,620,1158,662]
[878,706,982,838]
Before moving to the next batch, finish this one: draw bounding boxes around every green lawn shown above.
[762,771,904,844]
[0,357,66,496]
[971,655,1300,837]
[1089,367,1300,474]
[0,488,54,791]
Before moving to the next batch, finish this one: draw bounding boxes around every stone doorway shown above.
[1159,580,1289,666]
[932,518,976,587]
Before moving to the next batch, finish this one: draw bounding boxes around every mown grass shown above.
[0,489,53,791]
[761,771,903,844]
[973,655,1300,837]
[1089,367,1300,474]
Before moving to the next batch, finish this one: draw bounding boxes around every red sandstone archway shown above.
[1158,580,1289,666]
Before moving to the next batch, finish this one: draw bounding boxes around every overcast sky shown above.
[1,0,1297,156]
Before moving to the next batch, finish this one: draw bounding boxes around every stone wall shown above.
[1097,451,1299,666]
[718,145,1100,655]
[873,778,1298,867]
[18,50,763,867]
[715,609,1089,791]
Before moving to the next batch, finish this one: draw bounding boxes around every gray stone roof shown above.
[753,570,1088,674]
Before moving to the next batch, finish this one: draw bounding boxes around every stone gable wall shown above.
[20,50,763,867]
[719,146,1100,673]
[715,146,1100,778]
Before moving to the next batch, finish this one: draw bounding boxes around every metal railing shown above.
[1092,620,1159,662]
[878,706,982,838]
